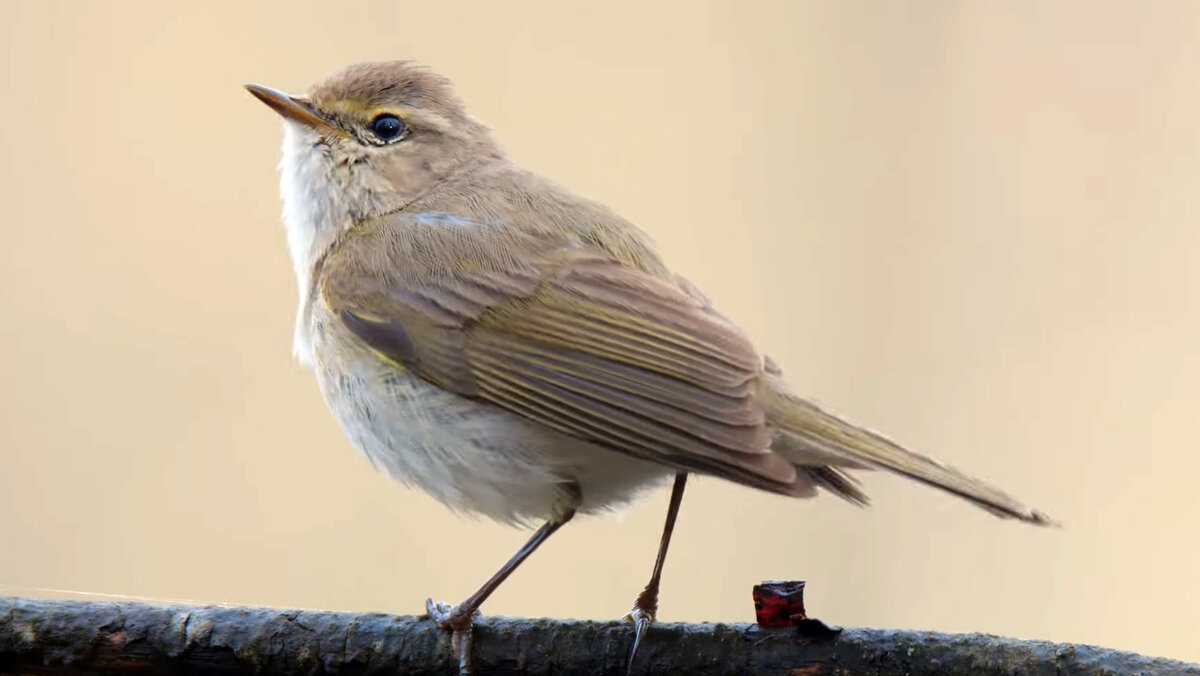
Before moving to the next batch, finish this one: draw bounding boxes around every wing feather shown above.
[321,213,802,493]
[468,338,771,453]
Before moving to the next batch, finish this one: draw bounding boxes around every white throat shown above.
[278,122,348,368]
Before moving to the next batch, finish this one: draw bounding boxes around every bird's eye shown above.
[369,114,406,142]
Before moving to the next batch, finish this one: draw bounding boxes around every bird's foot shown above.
[426,598,480,675]
[621,598,657,673]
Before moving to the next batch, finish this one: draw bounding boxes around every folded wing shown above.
[319,214,805,495]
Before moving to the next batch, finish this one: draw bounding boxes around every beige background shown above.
[2,0,1198,664]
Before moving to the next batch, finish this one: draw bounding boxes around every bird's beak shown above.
[244,83,339,135]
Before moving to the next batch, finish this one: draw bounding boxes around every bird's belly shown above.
[313,353,670,525]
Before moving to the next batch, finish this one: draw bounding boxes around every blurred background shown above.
[2,0,1198,663]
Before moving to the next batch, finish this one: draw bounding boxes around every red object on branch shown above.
[752,580,842,638]
[753,580,808,627]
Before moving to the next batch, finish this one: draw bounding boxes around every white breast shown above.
[312,331,671,525]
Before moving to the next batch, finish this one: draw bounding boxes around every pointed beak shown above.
[244,83,339,135]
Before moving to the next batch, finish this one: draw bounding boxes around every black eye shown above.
[370,114,406,142]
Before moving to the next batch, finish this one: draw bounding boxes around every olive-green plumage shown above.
[247,59,1053,674]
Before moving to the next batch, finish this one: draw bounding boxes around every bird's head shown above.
[246,60,502,223]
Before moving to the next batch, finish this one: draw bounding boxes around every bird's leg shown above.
[623,472,688,672]
[426,484,579,675]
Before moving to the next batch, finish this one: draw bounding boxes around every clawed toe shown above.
[624,604,656,673]
[426,598,479,675]
[426,598,477,629]
[418,508,579,675]
[623,605,655,628]
[425,598,453,624]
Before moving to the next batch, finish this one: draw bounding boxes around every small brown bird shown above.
[246,60,1053,674]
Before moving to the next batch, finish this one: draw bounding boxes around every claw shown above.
[623,605,656,673]
[425,598,454,625]
[425,598,478,675]
[418,512,576,676]
[451,626,474,676]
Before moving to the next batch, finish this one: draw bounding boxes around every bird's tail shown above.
[765,385,1056,526]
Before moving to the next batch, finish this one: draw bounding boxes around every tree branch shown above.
[1,596,1194,675]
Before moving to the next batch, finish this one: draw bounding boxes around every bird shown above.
[245,60,1053,674]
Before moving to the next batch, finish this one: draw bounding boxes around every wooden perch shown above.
[2,596,1195,675]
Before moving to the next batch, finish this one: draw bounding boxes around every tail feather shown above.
[802,465,871,507]
[766,387,1056,526]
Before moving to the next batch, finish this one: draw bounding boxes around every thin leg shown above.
[427,496,577,675]
[624,472,688,672]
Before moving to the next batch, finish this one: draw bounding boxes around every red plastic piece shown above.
[753,580,808,627]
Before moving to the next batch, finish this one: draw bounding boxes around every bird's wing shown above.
[318,212,805,495]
